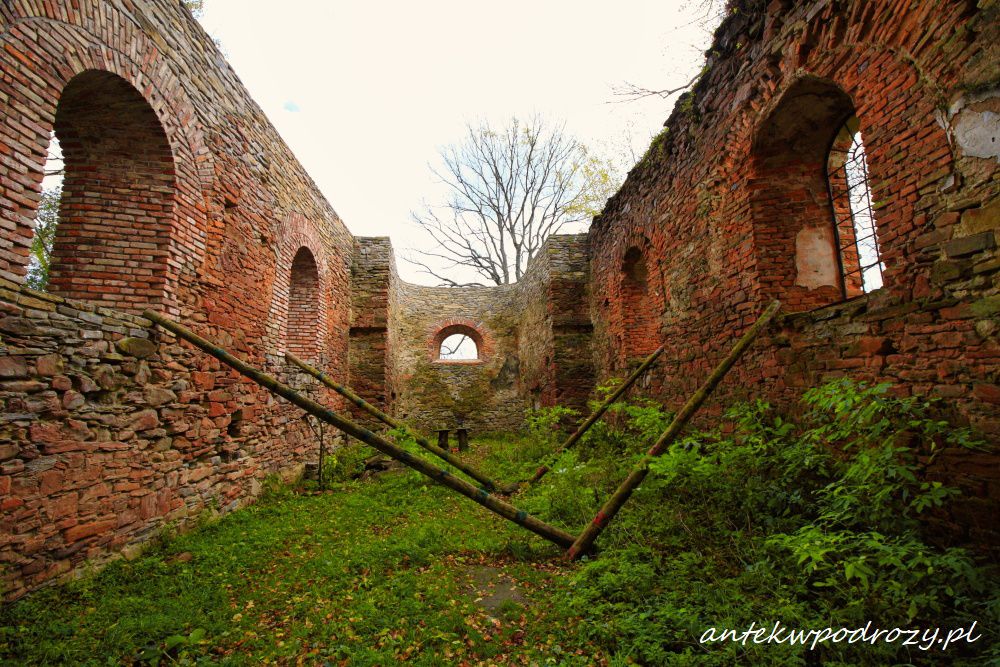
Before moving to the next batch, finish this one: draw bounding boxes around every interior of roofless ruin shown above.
[1,0,999,662]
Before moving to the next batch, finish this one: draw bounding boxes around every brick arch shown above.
[428,318,494,364]
[745,42,954,309]
[602,229,668,365]
[47,70,177,312]
[0,7,214,313]
[266,214,331,360]
[288,247,321,360]
[749,75,856,313]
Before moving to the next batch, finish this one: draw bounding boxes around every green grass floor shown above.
[0,453,602,666]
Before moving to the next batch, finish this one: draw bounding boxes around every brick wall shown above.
[0,0,352,599]
[0,281,334,599]
[587,0,1000,545]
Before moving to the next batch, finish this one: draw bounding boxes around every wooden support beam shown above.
[518,345,665,491]
[286,352,505,493]
[144,311,576,550]
[566,301,781,560]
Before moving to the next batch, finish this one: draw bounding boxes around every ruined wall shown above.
[517,235,594,413]
[5,0,997,600]
[0,0,353,598]
[390,282,523,434]
[588,0,1000,545]
[348,238,394,423]
[347,235,592,435]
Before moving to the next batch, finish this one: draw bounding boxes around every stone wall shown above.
[0,280,340,600]
[348,238,394,424]
[517,235,594,413]
[349,235,592,435]
[587,0,1000,545]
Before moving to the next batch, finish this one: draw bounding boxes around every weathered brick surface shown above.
[588,0,1000,545]
[0,0,351,598]
[2,0,998,598]
[0,281,327,599]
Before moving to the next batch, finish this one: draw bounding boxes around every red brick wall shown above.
[0,0,353,599]
[287,248,322,360]
[588,0,1000,545]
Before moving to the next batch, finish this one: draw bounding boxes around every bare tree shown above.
[611,0,728,104]
[408,116,617,286]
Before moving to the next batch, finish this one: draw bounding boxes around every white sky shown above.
[199,0,719,284]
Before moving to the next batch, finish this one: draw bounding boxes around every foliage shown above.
[181,0,204,19]
[2,380,995,665]
[25,186,59,291]
[321,440,370,484]
[566,379,997,665]
[408,115,621,286]
[0,471,594,665]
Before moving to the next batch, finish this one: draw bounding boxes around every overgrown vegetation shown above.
[2,380,996,665]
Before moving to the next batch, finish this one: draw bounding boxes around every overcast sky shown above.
[199,0,719,283]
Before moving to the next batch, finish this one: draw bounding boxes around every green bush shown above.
[554,379,997,665]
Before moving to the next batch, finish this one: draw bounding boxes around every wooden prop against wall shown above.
[285,352,507,493]
[144,311,575,549]
[513,345,666,493]
[566,301,781,560]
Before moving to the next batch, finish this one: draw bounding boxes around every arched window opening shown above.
[46,70,176,313]
[827,116,884,296]
[432,323,485,363]
[621,245,658,358]
[750,77,881,313]
[439,333,478,360]
[288,247,320,359]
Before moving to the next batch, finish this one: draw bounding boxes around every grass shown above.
[0,445,601,666]
[2,381,998,665]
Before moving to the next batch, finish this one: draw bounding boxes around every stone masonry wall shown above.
[390,281,523,435]
[587,0,1000,546]
[348,235,592,436]
[517,235,594,414]
[0,281,338,600]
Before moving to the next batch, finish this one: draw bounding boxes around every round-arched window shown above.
[439,333,478,360]
[432,323,485,363]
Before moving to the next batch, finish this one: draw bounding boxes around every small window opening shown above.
[827,116,884,296]
[439,333,478,360]
[26,133,62,291]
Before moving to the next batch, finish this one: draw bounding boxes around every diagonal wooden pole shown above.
[566,301,781,560]
[143,311,577,549]
[285,352,505,493]
[516,345,665,492]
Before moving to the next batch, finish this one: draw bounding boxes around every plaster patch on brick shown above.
[794,226,839,289]
[953,110,1000,161]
